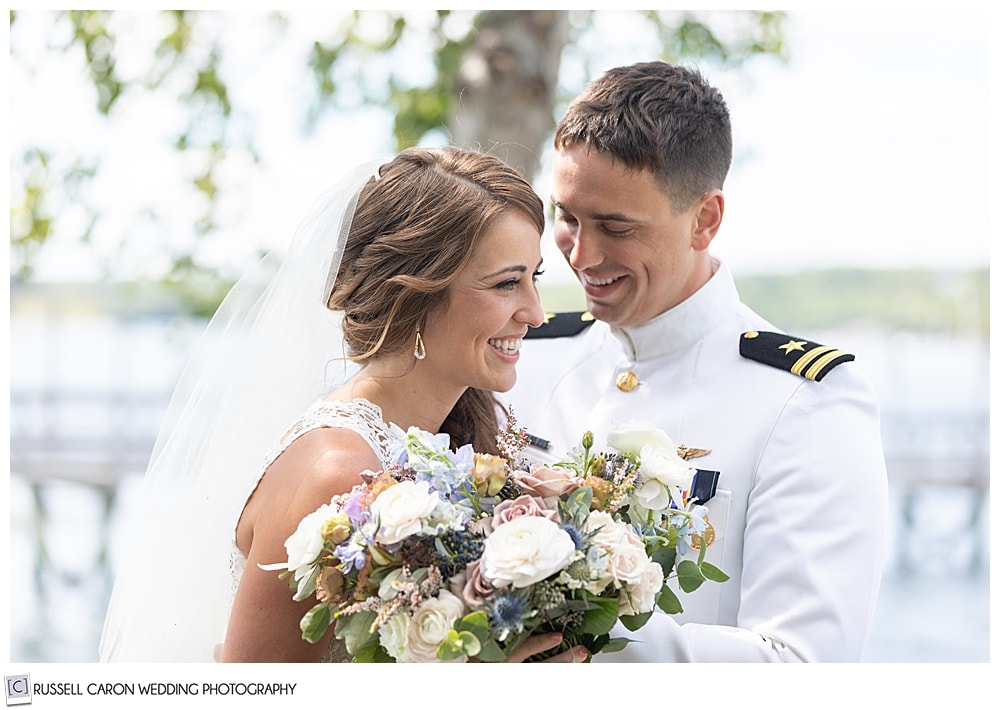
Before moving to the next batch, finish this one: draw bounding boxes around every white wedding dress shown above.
[227,397,401,662]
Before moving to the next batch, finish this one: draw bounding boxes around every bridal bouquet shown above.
[265,416,727,662]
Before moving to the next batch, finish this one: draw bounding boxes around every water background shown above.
[7,308,991,663]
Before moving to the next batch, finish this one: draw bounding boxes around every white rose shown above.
[370,480,440,546]
[280,501,339,599]
[379,612,413,663]
[619,560,664,616]
[633,479,674,513]
[605,531,651,586]
[639,443,694,493]
[481,515,576,589]
[607,419,676,457]
[406,590,468,663]
[584,511,629,549]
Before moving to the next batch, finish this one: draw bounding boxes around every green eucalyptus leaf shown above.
[620,611,652,631]
[700,561,730,583]
[564,486,594,518]
[677,559,705,593]
[657,584,684,614]
[457,610,490,632]
[652,546,677,577]
[437,629,481,660]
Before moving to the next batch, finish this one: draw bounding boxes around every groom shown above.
[505,61,888,661]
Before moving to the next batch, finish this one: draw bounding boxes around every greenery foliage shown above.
[537,268,989,336]
[9,10,786,289]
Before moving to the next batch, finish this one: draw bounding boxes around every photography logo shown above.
[5,675,31,706]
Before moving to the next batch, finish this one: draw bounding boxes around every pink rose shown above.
[484,494,557,535]
[513,464,584,503]
[458,559,494,609]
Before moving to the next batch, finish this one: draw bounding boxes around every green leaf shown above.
[620,611,651,631]
[563,486,593,519]
[601,636,631,654]
[700,561,730,583]
[351,637,390,663]
[475,637,508,663]
[334,610,378,655]
[652,546,677,577]
[368,544,393,566]
[456,610,490,633]
[581,595,620,635]
[677,559,705,593]
[437,629,481,660]
[656,584,684,614]
[299,603,333,643]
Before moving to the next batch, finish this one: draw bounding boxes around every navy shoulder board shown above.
[524,311,596,339]
[739,330,854,381]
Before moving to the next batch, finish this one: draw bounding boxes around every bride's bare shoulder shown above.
[268,426,381,499]
[238,427,381,556]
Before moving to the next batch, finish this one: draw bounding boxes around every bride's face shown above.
[421,210,545,395]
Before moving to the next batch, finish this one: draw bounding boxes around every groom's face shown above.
[550,143,712,328]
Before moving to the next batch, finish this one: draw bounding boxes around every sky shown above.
[7,9,996,287]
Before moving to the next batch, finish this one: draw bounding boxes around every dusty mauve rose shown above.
[457,559,494,608]
[485,494,557,535]
[513,464,583,502]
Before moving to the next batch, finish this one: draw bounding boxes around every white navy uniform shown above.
[503,260,888,662]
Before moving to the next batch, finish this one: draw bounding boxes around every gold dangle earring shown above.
[413,325,426,360]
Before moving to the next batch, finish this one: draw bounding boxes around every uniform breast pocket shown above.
[700,488,731,565]
[674,489,732,624]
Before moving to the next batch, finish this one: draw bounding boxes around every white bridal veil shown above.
[99,159,385,661]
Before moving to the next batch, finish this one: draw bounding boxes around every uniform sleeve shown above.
[596,367,889,662]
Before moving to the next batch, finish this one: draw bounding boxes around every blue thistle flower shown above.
[486,592,533,640]
[560,522,586,550]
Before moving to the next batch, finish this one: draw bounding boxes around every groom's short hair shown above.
[554,61,732,211]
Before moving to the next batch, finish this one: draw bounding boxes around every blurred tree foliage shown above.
[9,9,786,310]
[538,268,990,336]
[735,268,990,336]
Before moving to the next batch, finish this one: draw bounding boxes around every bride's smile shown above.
[420,209,544,397]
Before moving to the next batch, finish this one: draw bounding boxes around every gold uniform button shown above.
[616,371,639,392]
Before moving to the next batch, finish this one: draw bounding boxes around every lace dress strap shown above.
[260,398,398,474]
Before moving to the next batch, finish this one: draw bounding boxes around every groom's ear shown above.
[691,190,724,251]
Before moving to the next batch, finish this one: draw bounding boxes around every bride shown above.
[99,147,587,663]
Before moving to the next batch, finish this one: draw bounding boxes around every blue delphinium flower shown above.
[341,488,369,528]
[335,530,370,572]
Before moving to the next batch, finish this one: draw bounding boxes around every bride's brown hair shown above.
[327,146,544,454]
